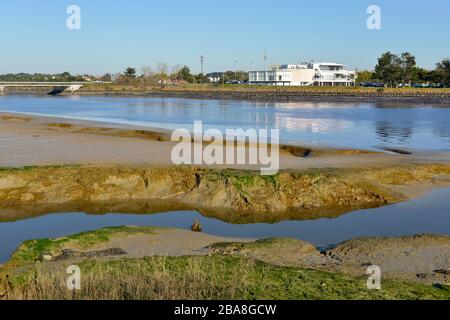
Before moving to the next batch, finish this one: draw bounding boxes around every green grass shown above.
[2,255,449,300]
[212,169,280,193]
[0,164,81,173]
[2,227,449,300]
[47,123,73,128]
[9,226,157,265]
[79,82,450,97]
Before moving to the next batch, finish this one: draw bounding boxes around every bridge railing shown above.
[0,82,89,85]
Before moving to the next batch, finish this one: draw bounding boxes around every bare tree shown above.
[141,65,154,85]
[141,65,154,78]
[171,64,183,81]
[156,62,169,86]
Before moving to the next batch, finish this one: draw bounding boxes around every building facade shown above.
[206,72,225,83]
[249,62,355,86]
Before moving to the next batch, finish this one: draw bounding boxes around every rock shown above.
[433,269,450,276]
[191,220,202,232]
[53,248,127,261]
[42,255,53,261]
[433,283,450,292]
[326,234,450,281]
[208,238,331,268]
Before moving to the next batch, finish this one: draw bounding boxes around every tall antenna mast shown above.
[263,50,269,82]
[264,50,268,71]
[200,55,205,75]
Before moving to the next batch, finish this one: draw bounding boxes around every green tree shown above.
[220,70,249,83]
[417,68,435,83]
[235,71,249,82]
[356,70,374,84]
[179,66,195,83]
[374,51,403,87]
[435,58,450,87]
[59,71,76,81]
[124,67,137,78]
[400,52,418,85]
[195,73,210,83]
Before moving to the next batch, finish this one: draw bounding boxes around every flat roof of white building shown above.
[315,62,345,65]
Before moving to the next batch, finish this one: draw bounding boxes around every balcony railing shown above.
[314,74,354,81]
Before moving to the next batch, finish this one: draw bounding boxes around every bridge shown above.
[0,82,87,95]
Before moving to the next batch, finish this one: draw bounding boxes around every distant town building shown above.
[111,73,120,82]
[206,72,225,83]
[249,62,355,86]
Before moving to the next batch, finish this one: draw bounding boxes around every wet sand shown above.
[1,112,450,170]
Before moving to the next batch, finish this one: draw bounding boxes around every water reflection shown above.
[375,121,414,144]
[0,187,449,263]
[1,95,450,150]
[276,117,354,133]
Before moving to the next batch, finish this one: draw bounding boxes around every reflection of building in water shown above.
[275,117,354,133]
[376,121,414,143]
[269,102,361,109]
[433,127,450,140]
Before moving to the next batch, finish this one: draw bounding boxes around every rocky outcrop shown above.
[208,234,450,284]
[0,164,449,218]
[208,238,331,268]
[326,234,450,283]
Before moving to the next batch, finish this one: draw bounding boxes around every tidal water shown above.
[0,187,449,263]
[0,95,449,263]
[1,95,450,150]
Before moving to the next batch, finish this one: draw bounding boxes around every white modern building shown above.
[249,62,355,86]
[206,72,225,83]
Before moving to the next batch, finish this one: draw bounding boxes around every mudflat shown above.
[1,112,450,300]
[1,112,450,169]
[1,112,450,220]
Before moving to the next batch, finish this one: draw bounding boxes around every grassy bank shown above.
[8,226,158,265]
[2,254,449,300]
[1,226,449,300]
[77,83,450,100]
[3,232,450,301]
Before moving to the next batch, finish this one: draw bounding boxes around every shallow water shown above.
[1,95,450,150]
[0,187,449,263]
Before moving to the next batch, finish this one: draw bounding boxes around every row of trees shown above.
[357,52,450,87]
[0,72,89,82]
[0,71,115,82]
[221,71,249,83]
[0,66,250,86]
[117,64,249,86]
[117,64,211,85]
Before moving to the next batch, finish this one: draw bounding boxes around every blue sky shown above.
[0,0,449,75]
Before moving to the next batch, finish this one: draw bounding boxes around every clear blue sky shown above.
[1,0,449,75]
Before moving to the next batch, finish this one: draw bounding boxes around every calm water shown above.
[1,95,450,150]
[0,95,449,263]
[1,187,449,263]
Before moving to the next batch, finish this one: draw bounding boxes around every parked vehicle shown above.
[226,80,244,84]
[360,82,385,88]
[411,83,445,88]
